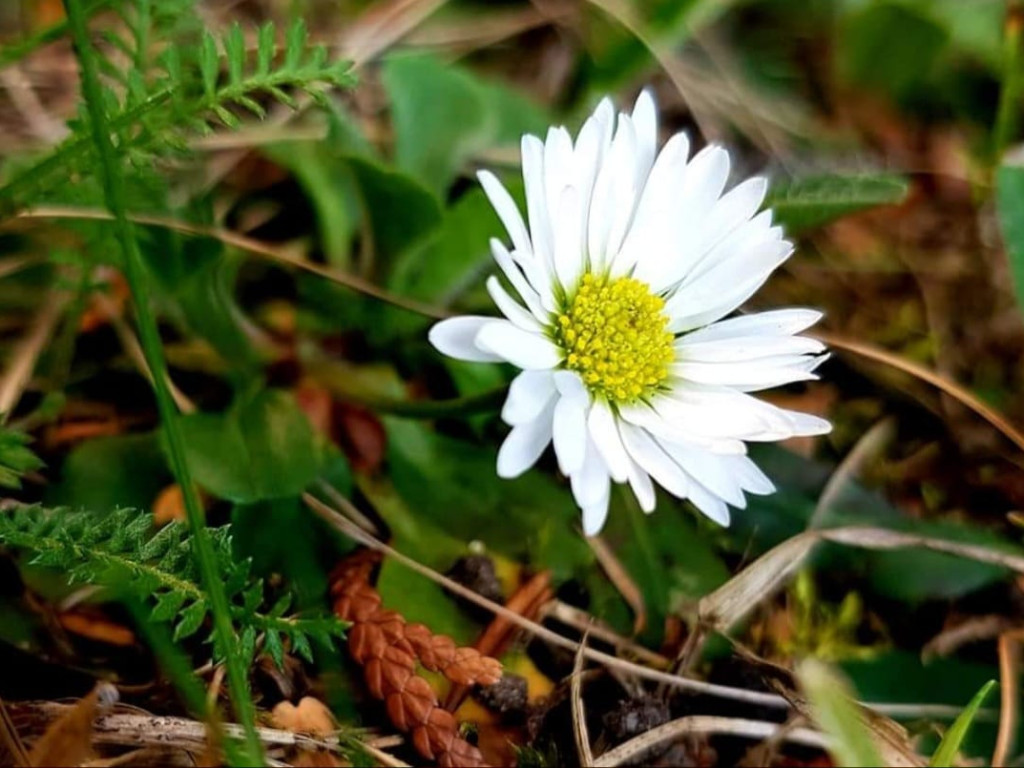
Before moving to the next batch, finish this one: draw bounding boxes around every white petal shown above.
[544,126,574,220]
[428,317,504,362]
[476,321,562,369]
[502,370,557,426]
[676,334,826,363]
[497,401,555,478]
[490,239,548,321]
[685,478,731,526]
[631,88,658,181]
[612,132,691,278]
[672,354,825,390]
[727,454,776,495]
[486,276,541,331]
[666,239,794,331]
[581,487,611,536]
[619,422,690,498]
[521,134,553,267]
[626,457,656,513]
[640,145,732,293]
[553,185,584,290]
[478,171,531,256]
[553,369,588,400]
[588,401,630,483]
[570,434,610,510]
[590,114,638,271]
[658,439,747,508]
[676,176,768,272]
[682,309,823,344]
[553,393,588,475]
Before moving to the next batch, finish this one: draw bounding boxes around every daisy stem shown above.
[63,1,263,763]
[993,3,1024,166]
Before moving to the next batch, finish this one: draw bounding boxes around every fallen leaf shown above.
[28,683,118,767]
[153,484,187,526]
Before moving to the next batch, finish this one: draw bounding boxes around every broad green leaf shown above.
[601,490,730,645]
[346,155,443,270]
[837,2,948,101]
[382,52,548,195]
[264,108,376,269]
[384,417,591,576]
[731,446,1021,602]
[382,53,490,195]
[930,680,997,767]
[996,163,1024,313]
[389,189,501,302]
[798,659,884,767]
[47,432,169,511]
[177,389,322,503]
[766,174,909,234]
[232,494,351,607]
[357,476,477,644]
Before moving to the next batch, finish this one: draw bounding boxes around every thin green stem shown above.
[61,1,264,764]
[0,0,113,71]
[994,3,1024,166]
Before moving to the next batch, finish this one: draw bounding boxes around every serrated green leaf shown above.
[291,631,313,663]
[225,23,245,85]
[264,630,285,669]
[200,32,219,97]
[174,599,208,641]
[765,174,909,234]
[257,22,275,75]
[151,589,188,622]
[285,18,307,70]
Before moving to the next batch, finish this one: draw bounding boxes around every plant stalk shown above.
[61,1,264,763]
[994,2,1024,166]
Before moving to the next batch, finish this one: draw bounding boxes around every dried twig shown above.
[570,631,594,767]
[592,715,828,767]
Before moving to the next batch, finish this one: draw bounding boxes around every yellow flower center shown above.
[554,273,674,403]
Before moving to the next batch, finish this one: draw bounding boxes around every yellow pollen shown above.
[553,273,674,403]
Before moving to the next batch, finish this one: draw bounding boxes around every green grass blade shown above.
[930,680,997,767]
[798,659,884,768]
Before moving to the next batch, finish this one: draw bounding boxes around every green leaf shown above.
[798,659,883,768]
[384,418,591,575]
[346,155,443,269]
[730,446,1021,602]
[46,433,169,512]
[931,680,997,767]
[174,599,208,640]
[389,188,501,301]
[382,53,490,195]
[151,589,188,622]
[177,389,322,503]
[766,174,909,234]
[0,427,44,490]
[264,629,285,669]
[996,163,1024,313]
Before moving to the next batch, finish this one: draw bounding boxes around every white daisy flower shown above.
[428,90,831,536]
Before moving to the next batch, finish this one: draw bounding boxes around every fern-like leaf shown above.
[0,18,354,211]
[0,505,347,665]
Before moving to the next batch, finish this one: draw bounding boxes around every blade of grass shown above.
[931,680,996,767]
[797,660,884,768]
[61,1,263,763]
